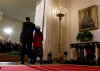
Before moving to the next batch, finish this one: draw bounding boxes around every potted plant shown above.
[76,30,93,42]
[7,50,20,56]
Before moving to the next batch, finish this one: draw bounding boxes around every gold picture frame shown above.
[79,5,98,31]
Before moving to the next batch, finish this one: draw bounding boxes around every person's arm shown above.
[20,32,22,41]
[41,32,43,41]
[20,23,24,43]
[19,41,22,47]
[32,31,35,42]
[33,24,37,32]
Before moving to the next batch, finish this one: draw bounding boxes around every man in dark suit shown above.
[20,17,35,64]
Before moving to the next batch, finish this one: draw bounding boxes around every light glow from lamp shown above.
[3,27,13,35]
[52,7,67,17]
[56,6,67,14]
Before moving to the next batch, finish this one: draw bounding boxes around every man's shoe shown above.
[30,59,36,64]
[30,61,35,64]
[20,61,24,64]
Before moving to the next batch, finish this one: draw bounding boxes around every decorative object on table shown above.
[79,5,98,31]
[76,30,93,42]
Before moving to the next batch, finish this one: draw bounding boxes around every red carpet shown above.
[0,65,100,71]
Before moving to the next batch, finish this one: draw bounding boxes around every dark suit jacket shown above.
[20,22,35,41]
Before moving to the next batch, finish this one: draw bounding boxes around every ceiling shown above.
[0,0,40,22]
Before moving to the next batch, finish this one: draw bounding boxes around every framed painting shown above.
[79,5,98,31]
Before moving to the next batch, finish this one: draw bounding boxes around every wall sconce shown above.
[3,27,13,40]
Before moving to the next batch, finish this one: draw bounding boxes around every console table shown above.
[70,42,100,65]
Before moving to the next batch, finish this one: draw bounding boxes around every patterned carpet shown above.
[0,65,100,71]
